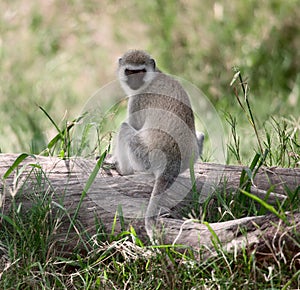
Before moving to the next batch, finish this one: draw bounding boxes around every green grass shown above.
[0,79,299,288]
[1,182,299,289]
[0,0,300,288]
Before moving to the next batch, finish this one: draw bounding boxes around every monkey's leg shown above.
[128,132,152,172]
[114,122,136,175]
[128,128,175,174]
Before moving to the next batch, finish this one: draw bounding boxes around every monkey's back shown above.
[127,72,199,175]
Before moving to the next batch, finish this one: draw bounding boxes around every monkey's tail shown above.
[145,175,175,243]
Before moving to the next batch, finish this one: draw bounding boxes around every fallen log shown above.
[0,153,299,258]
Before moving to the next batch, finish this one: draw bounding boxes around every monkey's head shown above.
[118,50,157,95]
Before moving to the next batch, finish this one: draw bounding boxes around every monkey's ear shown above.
[118,57,122,65]
[150,58,156,70]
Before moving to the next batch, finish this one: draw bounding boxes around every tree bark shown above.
[0,153,299,258]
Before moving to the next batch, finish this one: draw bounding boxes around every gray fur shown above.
[114,50,203,241]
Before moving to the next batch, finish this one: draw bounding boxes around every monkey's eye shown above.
[125,68,146,76]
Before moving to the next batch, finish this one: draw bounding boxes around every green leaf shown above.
[47,133,62,150]
[203,221,221,246]
[39,105,62,136]
[3,153,36,179]
[111,210,117,237]
[249,152,261,171]
[117,205,125,231]
[239,189,287,223]
[0,213,21,232]
[72,151,106,222]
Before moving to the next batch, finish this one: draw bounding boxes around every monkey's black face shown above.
[125,69,147,90]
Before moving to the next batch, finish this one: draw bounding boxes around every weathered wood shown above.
[0,153,299,257]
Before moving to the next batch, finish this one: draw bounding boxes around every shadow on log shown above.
[0,153,299,259]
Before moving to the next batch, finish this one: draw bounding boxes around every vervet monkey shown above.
[114,49,204,241]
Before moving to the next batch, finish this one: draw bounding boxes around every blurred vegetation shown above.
[0,0,299,165]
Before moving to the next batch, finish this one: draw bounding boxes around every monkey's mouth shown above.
[125,69,147,90]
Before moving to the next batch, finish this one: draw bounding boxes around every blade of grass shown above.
[203,221,221,246]
[239,152,261,191]
[117,205,125,232]
[282,269,300,290]
[39,105,62,137]
[72,150,107,222]
[64,148,108,249]
[129,225,144,247]
[111,210,118,238]
[3,153,36,179]
[0,213,22,232]
[239,189,287,223]
[231,69,264,155]
[189,154,197,193]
